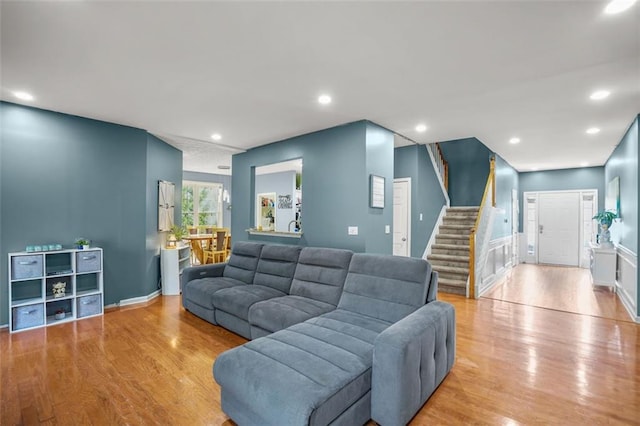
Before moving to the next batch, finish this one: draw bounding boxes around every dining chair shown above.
[188,226,198,235]
[224,234,232,260]
[203,230,227,264]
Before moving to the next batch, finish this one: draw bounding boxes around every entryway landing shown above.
[483,264,631,322]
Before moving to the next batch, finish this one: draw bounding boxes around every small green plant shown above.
[169,224,186,240]
[75,237,90,246]
[592,211,617,225]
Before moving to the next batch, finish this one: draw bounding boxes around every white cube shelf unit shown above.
[8,248,104,333]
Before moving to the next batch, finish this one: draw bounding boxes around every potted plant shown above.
[169,224,186,240]
[592,211,617,245]
[592,210,617,226]
[75,238,90,250]
[167,224,186,248]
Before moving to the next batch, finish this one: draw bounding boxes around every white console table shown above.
[589,243,616,290]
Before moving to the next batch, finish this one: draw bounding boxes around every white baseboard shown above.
[119,289,162,307]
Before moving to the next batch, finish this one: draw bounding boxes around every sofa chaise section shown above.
[214,253,453,426]
[248,246,353,339]
[182,241,263,325]
[212,244,302,339]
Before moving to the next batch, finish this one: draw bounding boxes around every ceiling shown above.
[1,1,638,175]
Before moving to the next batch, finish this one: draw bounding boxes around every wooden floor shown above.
[484,264,632,322]
[1,266,639,425]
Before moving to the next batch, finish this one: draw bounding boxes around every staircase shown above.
[428,207,479,296]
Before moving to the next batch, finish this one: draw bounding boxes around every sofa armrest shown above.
[371,301,455,426]
[181,263,226,287]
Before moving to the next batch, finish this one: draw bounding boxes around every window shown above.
[181,181,224,228]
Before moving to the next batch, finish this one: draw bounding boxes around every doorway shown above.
[523,190,597,267]
[393,178,411,257]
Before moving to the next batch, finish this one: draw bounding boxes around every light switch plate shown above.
[348,226,358,235]
[385,225,390,234]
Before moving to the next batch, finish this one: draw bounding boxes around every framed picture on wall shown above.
[158,180,175,231]
[370,175,385,208]
[605,176,620,218]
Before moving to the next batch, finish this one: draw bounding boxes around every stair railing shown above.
[468,157,496,298]
[426,142,449,200]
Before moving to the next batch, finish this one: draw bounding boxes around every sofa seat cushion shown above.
[212,285,286,320]
[213,308,391,425]
[248,295,336,334]
[183,277,247,309]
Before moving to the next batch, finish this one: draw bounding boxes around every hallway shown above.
[483,264,632,322]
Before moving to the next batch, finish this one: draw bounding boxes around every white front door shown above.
[393,179,411,257]
[538,192,580,266]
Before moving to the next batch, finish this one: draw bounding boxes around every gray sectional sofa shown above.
[182,241,456,426]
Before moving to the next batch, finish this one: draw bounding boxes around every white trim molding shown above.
[423,205,448,259]
[119,289,162,307]
[615,244,638,323]
[478,235,514,296]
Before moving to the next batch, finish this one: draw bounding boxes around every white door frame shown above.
[393,178,411,257]
[523,189,597,266]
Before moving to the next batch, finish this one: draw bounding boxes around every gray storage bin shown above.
[11,255,44,280]
[76,250,101,273]
[12,304,44,330]
[77,294,102,318]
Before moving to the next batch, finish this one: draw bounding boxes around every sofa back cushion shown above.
[289,247,353,306]
[253,245,302,293]
[338,253,431,323]
[223,242,264,284]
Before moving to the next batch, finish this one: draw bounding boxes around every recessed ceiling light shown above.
[318,94,332,105]
[217,165,231,170]
[13,91,34,101]
[589,90,610,100]
[211,133,222,141]
[415,124,427,132]
[581,162,589,167]
[586,127,601,134]
[509,137,521,144]
[604,0,636,14]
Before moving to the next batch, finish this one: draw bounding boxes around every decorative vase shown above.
[599,221,612,246]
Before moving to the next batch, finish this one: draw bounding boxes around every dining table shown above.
[182,233,213,264]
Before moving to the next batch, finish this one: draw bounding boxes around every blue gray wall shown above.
[255,171,296,232]
[231,120,394,253]
[364,123,394,253]
[0,102,182,325]
[492,155,519,239]
[439,137,493,206]
[394,144,447,257]
[518,167,605,233]
[146,135,183,296]
[604,116,638,254]
[183,171,232,227]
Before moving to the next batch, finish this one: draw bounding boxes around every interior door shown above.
[538,192,580,266]
[393,179,410,257]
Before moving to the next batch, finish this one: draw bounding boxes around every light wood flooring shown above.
[484,264,632,322]
[1,266,639,425]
